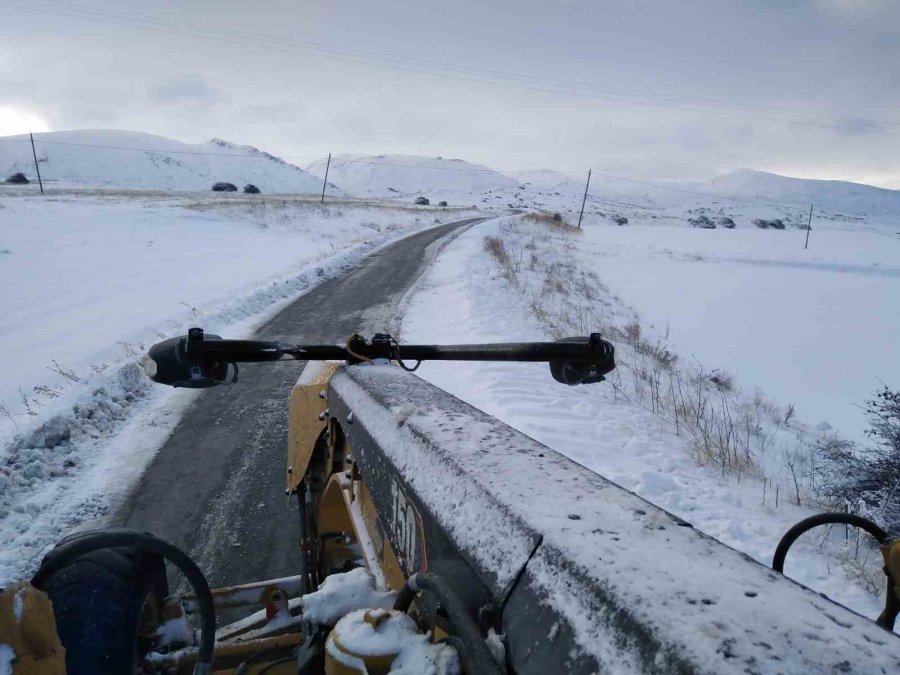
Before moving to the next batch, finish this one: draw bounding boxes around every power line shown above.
[0,136,554,172]
[0,136,320,159]
[0,136,534,170]
[7,0,900,135]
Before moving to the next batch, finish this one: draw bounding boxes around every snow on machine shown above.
[2,327,899,674]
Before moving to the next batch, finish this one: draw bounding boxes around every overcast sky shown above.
[1,0,899,186]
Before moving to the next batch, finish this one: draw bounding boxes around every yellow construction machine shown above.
[2,328,899,674]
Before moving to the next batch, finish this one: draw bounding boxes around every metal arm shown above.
[143,328,615,388]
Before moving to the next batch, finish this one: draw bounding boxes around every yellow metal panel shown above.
[288,362,339,490]
[0,582,66,675]
[355,481,406,592]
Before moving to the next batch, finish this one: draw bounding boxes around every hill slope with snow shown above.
[698,168,900,218]
[0,130,324,193]
[511,169,581,190]
[306,154,518,200]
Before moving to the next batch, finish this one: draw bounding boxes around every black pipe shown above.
[32,529,216,675]
[296,482,310,596]
[265,339,611,364]
[146,329,615,388]
[393,572,502,675]
[179,327,611,366]
[773,513,898,630]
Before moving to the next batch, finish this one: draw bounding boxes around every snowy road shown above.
[113,217,483,588]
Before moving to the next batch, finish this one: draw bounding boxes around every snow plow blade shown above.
[327,364,900,674]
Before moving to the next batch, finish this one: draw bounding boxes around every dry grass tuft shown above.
[522,211,581,232]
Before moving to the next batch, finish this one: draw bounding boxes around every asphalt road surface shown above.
[114,217,483,588]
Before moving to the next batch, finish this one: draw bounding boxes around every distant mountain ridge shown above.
[0,129,323,193]
[3,129,897,221]
[696,168,900,217]
[305,153,518,199]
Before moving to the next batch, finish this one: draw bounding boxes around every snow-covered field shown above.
[566,220,900,443]
[0,189,475,584]
[400,215,894,625]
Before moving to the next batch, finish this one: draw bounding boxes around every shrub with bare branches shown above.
[821,387,900,528]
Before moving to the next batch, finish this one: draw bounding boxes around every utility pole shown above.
[320,153,331,204]
[577,168,591,229]
[804,203,813,249]
[30,133,44,195]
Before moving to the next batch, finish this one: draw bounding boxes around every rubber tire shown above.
[35,544,168,675]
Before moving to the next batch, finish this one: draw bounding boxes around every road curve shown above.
[114,217,484,588]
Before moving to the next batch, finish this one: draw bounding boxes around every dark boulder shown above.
[689,215,716,229]
[753,218,785,230]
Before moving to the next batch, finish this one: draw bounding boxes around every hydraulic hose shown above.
[394,572,502,675]
[772,513,897,631]
[32,529,216,675]
[772,512,888,573]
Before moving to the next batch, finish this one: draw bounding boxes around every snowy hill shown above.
[506,167,900,220]
[0,129,324,193]
[511,169,581,190]
[698,168,900,218]
[306,154,518,201]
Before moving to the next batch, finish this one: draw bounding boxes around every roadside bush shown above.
[612,215,628,226]
[822,387,900,528]
[754,218,786,230]
[243,184,261,194]
[414,197,430,205]
[212,182,237,192]
[5,172,29,184]
[438,200,448,207]
[521,211,581,233]
[718,217,736,229]
[523,211,557,224]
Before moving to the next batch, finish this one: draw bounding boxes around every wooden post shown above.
[30,133,44,195]
[577,168,591,229]
[804,203,813,249]
[320,153,331,204]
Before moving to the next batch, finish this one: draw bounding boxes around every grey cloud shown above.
[835,117,885,136]
[0,0,898,186]
[147,76,229,105]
